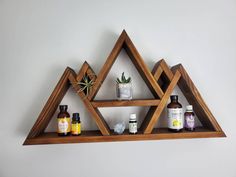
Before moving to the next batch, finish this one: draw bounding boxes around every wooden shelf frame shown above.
[23,30,225,145]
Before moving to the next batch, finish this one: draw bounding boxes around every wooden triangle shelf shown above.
[23,30,225,145]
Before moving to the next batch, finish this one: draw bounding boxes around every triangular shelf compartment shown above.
[23,30,225,145]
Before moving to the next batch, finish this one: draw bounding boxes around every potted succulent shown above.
[116,72,132,100]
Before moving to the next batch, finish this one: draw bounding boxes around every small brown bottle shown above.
[57,105,71,136]
[167,95,183,132]
[71,113,81,136]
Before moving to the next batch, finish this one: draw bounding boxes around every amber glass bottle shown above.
[167,95,183,132]
[57,105,71,136]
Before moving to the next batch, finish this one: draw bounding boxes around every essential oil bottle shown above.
[129,113,137,134]
[57,105,71,136]
[71,113,81,136]
[167,95,183,132]
[184,105,195,131]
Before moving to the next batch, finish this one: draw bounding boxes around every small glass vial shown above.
[167,95,183,132]
[71,113,81,136]
[184,105,195,131]
[129,113,137,134]
[57,105,71,136]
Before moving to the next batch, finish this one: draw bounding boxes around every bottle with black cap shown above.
[167,95,183,132]
[129,113,137,134]
[71,113,81,136]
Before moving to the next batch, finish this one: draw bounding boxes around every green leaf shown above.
[121,72,125,82]
[126,77,131,83]
[117,78,122,83]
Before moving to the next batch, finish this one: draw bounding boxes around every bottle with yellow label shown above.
[167,95,183,132]
[57,105,71,136]
[71,113,81,136]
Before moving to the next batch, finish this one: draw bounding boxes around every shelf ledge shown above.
[23,128,226,145]
[91,99,160,107]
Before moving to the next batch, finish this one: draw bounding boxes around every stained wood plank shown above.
[159,59,173,80]
[152,61,163,81]
[91,99,160,107]
[23,127,226,145]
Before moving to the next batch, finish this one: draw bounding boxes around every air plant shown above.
[75,74,96,97]
[116,72,131,84]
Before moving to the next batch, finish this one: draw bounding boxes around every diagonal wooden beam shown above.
[141,70,181,134]
[70,62,111,135]
[89,30,126,100]
[25,67,75,139]
[124,33,164,98]
[171,64,223,132]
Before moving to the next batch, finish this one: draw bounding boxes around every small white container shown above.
[116,83,132,100]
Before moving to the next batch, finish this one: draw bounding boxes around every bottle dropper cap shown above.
[170,95,178,100]
[186,105,193,111]
[72,113,80,121]
[59,105,68,111]
[130,113,136,120]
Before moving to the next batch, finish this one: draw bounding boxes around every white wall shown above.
[1,0,236,177]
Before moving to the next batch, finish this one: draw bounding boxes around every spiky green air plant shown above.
[116,72,131,84]
[77,74,95,97]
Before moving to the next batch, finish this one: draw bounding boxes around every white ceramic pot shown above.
[116,83,132,100]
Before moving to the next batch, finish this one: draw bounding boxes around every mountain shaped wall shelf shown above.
[23,30,225,145]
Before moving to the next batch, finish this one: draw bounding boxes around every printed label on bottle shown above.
[185,115,195,129]
[129,122,137,133]
[57,117,70,133]
[167,108,183,129]
[71,123,81,135]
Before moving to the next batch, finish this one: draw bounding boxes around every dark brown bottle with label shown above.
[167,95,183,132]
[57,105,71,136]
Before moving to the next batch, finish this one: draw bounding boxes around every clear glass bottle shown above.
[184,105,195,131]
[129,113,137,134]
[167,95,183,132]
[57,105,71,136]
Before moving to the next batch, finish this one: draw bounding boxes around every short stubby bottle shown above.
[71,113,81,136]
[129,113,137,134]
[184,105,195,131]
[57,105,71,136]
[167,95,183,132]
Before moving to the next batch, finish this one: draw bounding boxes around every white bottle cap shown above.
[130,113,136,120]
[186,105,193,111]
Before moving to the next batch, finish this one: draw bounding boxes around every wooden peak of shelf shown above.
[23,30,225,145]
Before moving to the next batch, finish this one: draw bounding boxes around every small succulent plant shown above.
[116,72,131,84]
